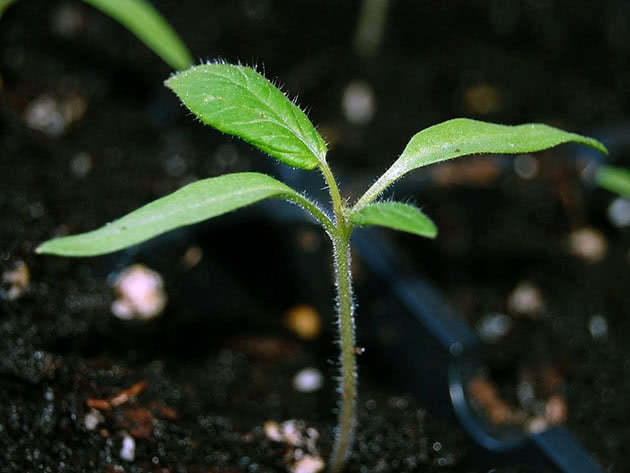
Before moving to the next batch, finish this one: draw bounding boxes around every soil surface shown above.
[2,1,630,472]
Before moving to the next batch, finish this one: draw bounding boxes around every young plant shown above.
[37,62,608,472]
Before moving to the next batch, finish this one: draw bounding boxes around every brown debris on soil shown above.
[86,380,149,411]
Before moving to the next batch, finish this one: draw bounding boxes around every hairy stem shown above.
[318,158,357,473]
[282,192,335,236]
[329,225,356,473]
[319,160,345,226]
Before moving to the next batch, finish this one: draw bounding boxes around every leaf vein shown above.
[198,69,321,160]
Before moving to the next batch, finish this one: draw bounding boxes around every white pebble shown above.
[293,368,324,393]
[24,95,66,137]
[120,432,135,462]
[508,281,544,315]
[568,227,607,263]
[264,420,305,446]
[342,81,375,124]
[607,197,630,227]
[282,420,304,447]
[526,417,548,434]
[589,314,608,339]
[477,313,512,342]
[111,264,167,320]
[70,152,92,178]
[84,409,104,431]
[263,420,284,442]
[517,380,536,407]
[1,260,30,301]
[50,4,85,38]
[291,455,325,473]
[264,419,322,465]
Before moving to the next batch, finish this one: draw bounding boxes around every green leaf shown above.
[349,201,437,238]
[0,0,17,19]
[355,118,608,209]
[37,172,304,257]
[81,0,193,70]
[596,165,630,198]
[165,63,327,170]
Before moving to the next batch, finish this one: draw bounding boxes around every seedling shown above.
[37,62,607,472]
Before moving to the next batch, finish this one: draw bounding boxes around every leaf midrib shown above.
[134,184,283,228]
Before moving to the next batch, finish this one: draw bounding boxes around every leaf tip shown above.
[593,139,609,156]
[35,240,58,255]
[163,71,181,90]
[35,239,56,255]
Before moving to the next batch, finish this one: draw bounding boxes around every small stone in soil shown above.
[285,305,322,340]
[545,395,567,424]
[517,379,536,409]
[292,367,324,393]
[24,95,66,136]
[526,416,548,434]
[477,313,512,342]
[182,246,203,268]
[111,264,167,320]
[70,152,92,178]
[607,197,630,227]
[23,93,87,137]
[84,409,105,431]
[568,227,607,263]
[589,314,608,339]
[263,420,323,472]
[50,3,86,38]
[119,432,136,462]
[1,260,30,301]
[507,281,544,315]
[263,420,284,442]
[342,81,376,125]
[283,420,306,448]
[290,455,325,473]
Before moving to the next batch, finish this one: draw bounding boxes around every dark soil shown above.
[2,1,630,472]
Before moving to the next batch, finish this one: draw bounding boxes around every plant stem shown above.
[319,160,345,226]
[318,158,357,472]
[329,224,356,473]
[284,192,335,235]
